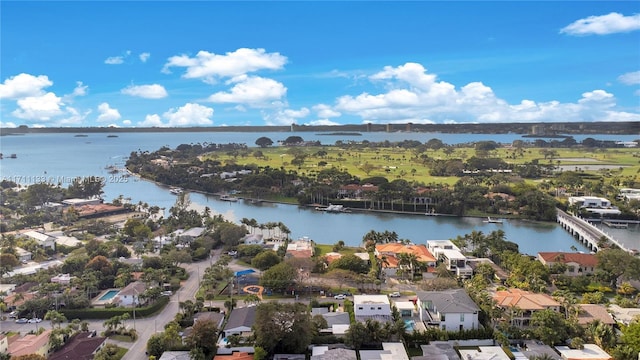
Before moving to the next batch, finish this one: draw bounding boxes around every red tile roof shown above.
[493,288,559,310]
[538,252,598,267]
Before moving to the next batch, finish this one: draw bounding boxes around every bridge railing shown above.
[557,208,628,252]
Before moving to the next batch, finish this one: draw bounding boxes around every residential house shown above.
[0,334,8,354]
[174,227,206,244]
[243,234,264,245]
[353,295,392,322]
[15,247,32,262]
[193,311,225,329]
[360,342,409,360]
[273,355,305,360]
[213,352,254,360]
[576,304,615,327]
[222,306,257,338]
[51,273,73,285]
[62,198,102,207]
[555,344,612,360]
[606,304,640,325]
[338,183,379,199]
[415,289,480,331]
[117,281,146,306]
[375,243,436,277]
[311,347,357,360]
[459,347,511,360]
[426,240,472,278]
[312,309,351,336]
[538,252,598,276]
[0,284,16,295]
[159,351,192,360]
[393,301,416,317]
[8,329,52,358]
[22,230,56,250]
[493,289,561,327]
[466,258,509,284]
[568,196,621,216]
[285,237,314,259]
[48,331,107,360]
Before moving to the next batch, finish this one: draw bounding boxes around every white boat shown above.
[316,204,350,213]
[483,217,503,224]
[220,194,239,202]
[169,187,183,195]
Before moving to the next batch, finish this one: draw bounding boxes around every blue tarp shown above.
[234,269,255,277]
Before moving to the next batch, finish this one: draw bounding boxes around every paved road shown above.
[120,254,220,360]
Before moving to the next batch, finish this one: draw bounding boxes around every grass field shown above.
[204,145,640,185]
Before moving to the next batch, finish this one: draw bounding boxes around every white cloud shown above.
[138,114,164,127]
[0,73,53,99]
[306,118,340,126]
[208,75,286,106]
[12,92,64,120]
[618,71,640,85]
[0,121,17,128]
[71,81,88,97]
[121,84,168,99]
[58,107,90,126]
[313,104,341,118]
[327,62,640,124]
[262,107,310,126]
[122,120,132,126]
[163,103,214,126]
[560,12,640,36]
[162,48,287,81]
[96,102,121,122]
[104,50,131,65]
[104,56,125,65]
[139,52,151,62]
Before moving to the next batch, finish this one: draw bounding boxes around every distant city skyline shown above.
[1,1,639,128]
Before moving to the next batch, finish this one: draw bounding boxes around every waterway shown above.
[1,131,638,254]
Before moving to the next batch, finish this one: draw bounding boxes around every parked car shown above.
[15,318,28,324]
[28,318,42,323]
[389,292,401,298]
[334,294,347,300]
[161,290,173,296]
[8,311,19,319]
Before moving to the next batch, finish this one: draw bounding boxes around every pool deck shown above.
[92,288,121,306]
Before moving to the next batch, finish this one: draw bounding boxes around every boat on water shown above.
[316,204,350,213]
[483,217,503,224]
[169,187,184,195]
[220,194,239,202]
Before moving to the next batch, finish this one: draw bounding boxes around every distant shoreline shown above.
[1,121,638,136]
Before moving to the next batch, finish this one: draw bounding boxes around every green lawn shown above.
[204,145,640,185]
[316,244,365,256]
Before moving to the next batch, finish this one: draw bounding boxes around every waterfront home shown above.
[62,197,103,207]
[48,331,106,360]
[338,183,379,199]
[493,288,560,327]
[415,289,480,331]
[568,196,621,216]
[426,240,472,278]
[7,329,52,358]
[466,258,509,284]
[353,295,392,322]
[22,230,56,250]
[75,203,128,219]
[555,344,612,360]
[375,243,436,277]
[538,252,598,276]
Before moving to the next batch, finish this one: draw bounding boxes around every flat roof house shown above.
[416,289,480,331]
[353,295,392,322]
[426,240,472,278]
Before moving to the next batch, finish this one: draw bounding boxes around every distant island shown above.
[1,121,638,136]
[316,132,362,136]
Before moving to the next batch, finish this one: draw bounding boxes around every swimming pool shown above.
[99,290,119,301]
[404,319,416,331]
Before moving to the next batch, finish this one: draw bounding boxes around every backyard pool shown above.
[404,319,416,331]
[98,290,120,301]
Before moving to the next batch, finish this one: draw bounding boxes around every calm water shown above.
[2,131,638,254]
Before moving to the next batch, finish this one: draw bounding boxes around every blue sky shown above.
[1,1,639,128]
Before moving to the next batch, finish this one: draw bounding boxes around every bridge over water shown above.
[556,209,629,253]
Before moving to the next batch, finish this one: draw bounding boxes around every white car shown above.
[389,292,401,298]
[334,294,347,300]
[27,318,42,323]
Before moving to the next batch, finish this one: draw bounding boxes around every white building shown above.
[555,344,612,360]
[353,295,392,320]
[568,196,621,215]
[426,240,472,278]
[62,198,102,207]
[22,231,56,250]
[459,347,511,360]
[51,274,72,285]
[416,289,480,331]
[117,281,146,306]
[360,343,409,360]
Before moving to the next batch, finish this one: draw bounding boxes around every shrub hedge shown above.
[60,296,169,319]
